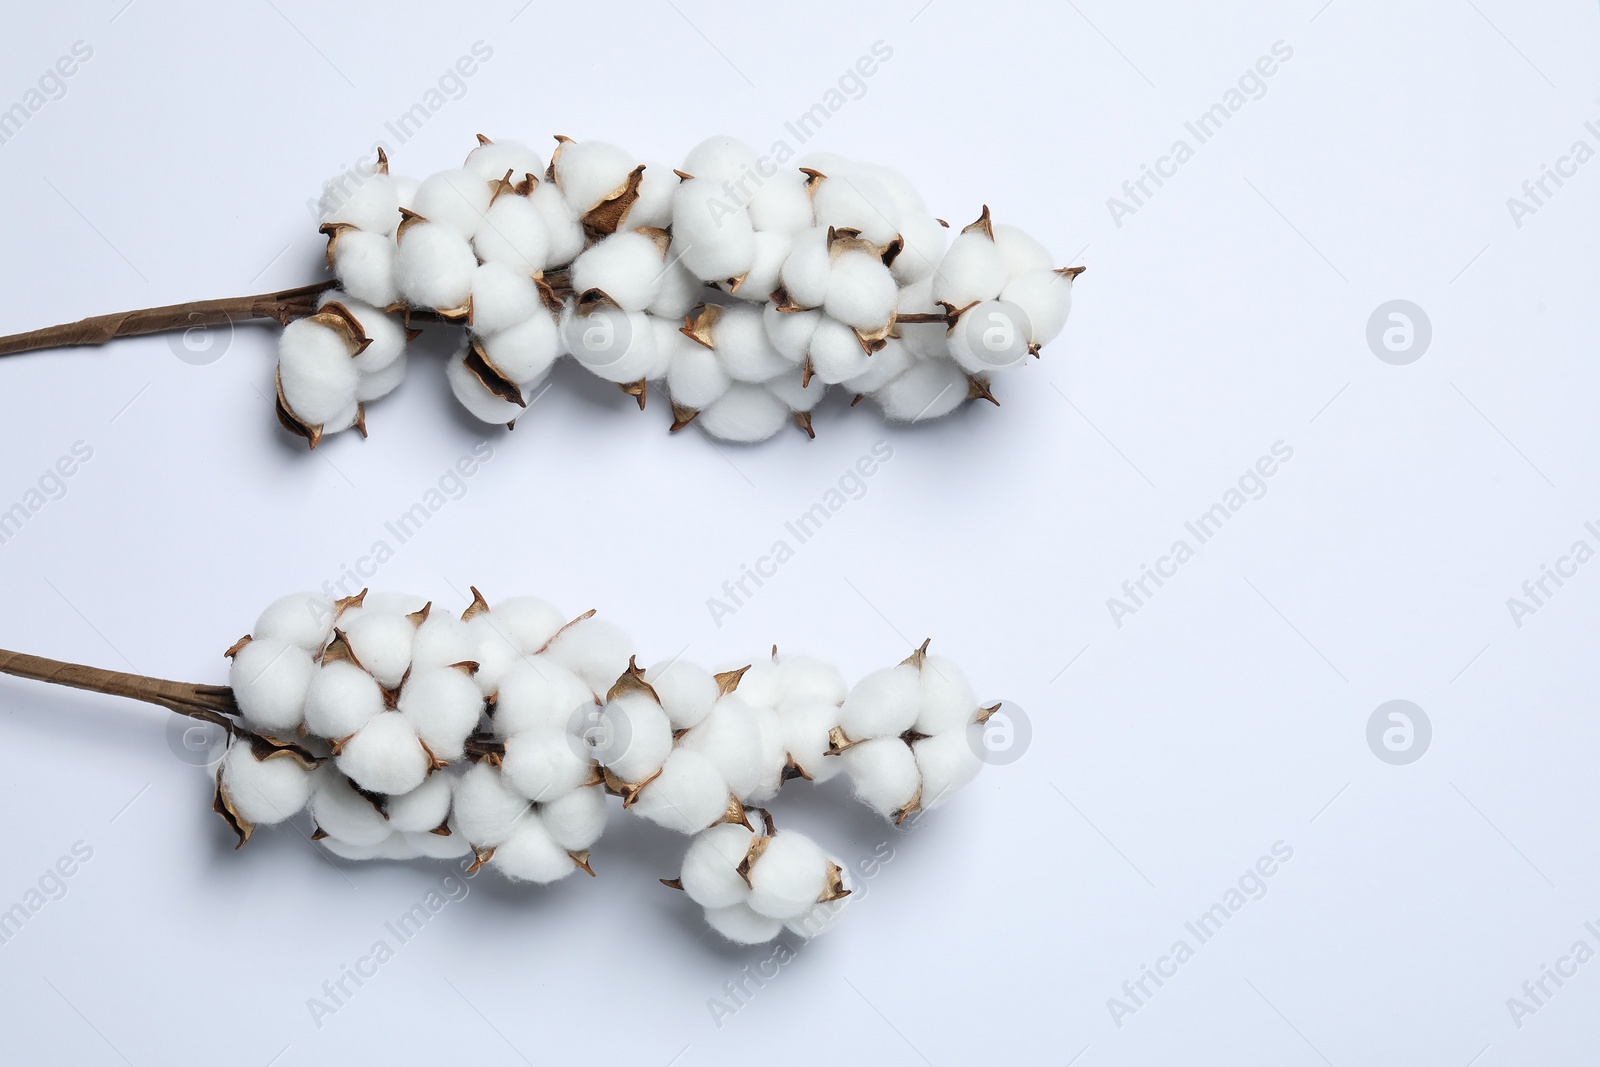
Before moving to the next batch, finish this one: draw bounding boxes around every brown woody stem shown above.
[0,281,338,359]
[0,648,238,729]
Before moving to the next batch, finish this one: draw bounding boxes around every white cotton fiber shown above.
[680,823,755,908]
[931,230,1007,307]
[319,172,401,235]
[331,230,400,308]
[329,298,406,374]
[1001,268,1073,346]
[469,263,541,337]
[625,163,676,229]
[776,655,847,709]
[894,277,949,360]
[447,346,525,425]
[891,211,948,285]
[230,638,315,733]
[671,178,756,281]
[278,319,358,427]
[356,349,407,403]
[491,597,567,653]
[491,814,576,883]
[713,303,791,383]
[748,169,813,233]
[824,250,897,330]
[812,172,901,247]
[992,222,1052,275]
[682,136,758,182]
[704,902,783,945]
[745,703,789,802]
[336,711,428,795]
[696,383,789,443]
[873,358,968,422]
[541,615,635,695]
[361,593,429,616]
[539,784,607,850]
[529,181,585,266]
[681,696,765,799]
[600,692,673,784]
[648,258,700,319]
[220,742,313,825]
[666,338,731,410]
[949,300,1030,374]
[320,837,385,862]
[913,730,982,810]
[481,309,560,386]
[733,661,781,712]
[384,771,454,833]
[398,667,483,759]
[728,231,792,304]
[843,737,921,818]
[806,319,871,385]
[747,831,829,920]
[473,194,551,274]
[631,748,730,834]
[554,139,635,214]
[303,660,386,740]
[786,892,850,939]
[780,698,845,783]
[913,656,977,735]
[842,337,913,395]
[644,660,719,730]
[570,231,665,311]
[253,593,334,652]
[412,168,494,238]
[762,305,820,362]
[396,221,477,311]
[410,614,478,672]
[502,726,592,802]
[492,657,594,736]
[765,369,824,414]
[310,771,392,846]
[392,176,419,211]
[465,139,544,185]
[451,762,530,846]
[408,829,473,859]
[779,228,831,308]
[560,304,664,383]
[839,663,921,739]
[341,611,415,689]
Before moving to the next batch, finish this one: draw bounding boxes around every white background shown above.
[0,0,1596,1063]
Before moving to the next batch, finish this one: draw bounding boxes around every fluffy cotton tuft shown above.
[230,638,315,733]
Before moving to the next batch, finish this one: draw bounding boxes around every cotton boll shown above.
[469,263,542,337]
[842,737,920,819]
[321,837,385,861]
[696,383,789,443]
[491,814,576,883]
[303,661,386,740]
[542,615,635,695]
[824,250,898,330]
[570,231,665,311]
[913,656,978,735]
[722,232,787,307]
[253,593,334,652]
[680,823,756,908]
[278,319,358,427]
[839,664,921,740]
[745,704,789,802]
[776,655,847,709]
[624,163,676,228]
[410,614,478,672]
[310,771,392,846]
[779,228,830,308]
[599,692,673,784]
[747,831,829,919]
[412,168,494,238]
[991,223,1053,276]
[666,336,731,410]
[648,258,700,320]
[392,176,419,211]
[491,657,593,736]
[765,369,825,414]
[631,748,730,834]
[319,172,401,234]
[704,902,783,945]
[806,319,871,385]
[398,667,484,760]
[396,221,477,311]
[891,212,948,285]
[644,660,719,730]
[713,303,791,383]
[894,277,949,360]
[873,358,968,422]
[220,742,314,825]
[681,696,765,799]
[324,296,407,374]
[330,230,400,308]
[481,309,561,386]
[465,138,544,185]
[341,611,415,689]
[732,661,781,713]
[473,194,552,274]
[913,730,982,810]
[384,771,455,833]
[447,346,524,425]
[407,829,473,859]
[320,401,361,435]
[781,698,845,783]
[812,172,901,247]
[230,638,315,733]
[362,592,430,616]
[842,336,913,395]
[762,305,821,362]
[560,304,665,383]
[539,784,607,850]
[671,178,756,282]
[930,230,1007,307]
[451,762,531,846]
[786,890,850,939]
[949,300,1031,374]
[529,182,585,267]
[681,136,759,182]
[1000,268,1074,346]
[491,597,567,653]
[553,139,636,214]
[502,727,593,802]
[747,169,813,233]
[336,712,428,795]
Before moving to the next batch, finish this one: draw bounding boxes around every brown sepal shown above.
[317,222,356,270]
[536,608,596,654]
[793,411,815,439]
[975,702,1002,725]
[274,367,321,450]
[962,205,994,239]
[825,725,859,755]
[722,794,753,829]
[571,850,596,876]
[781,757,813,782]
[607,656,662,704]
[395,207,427,241]
[334,589,368,616]
[461,586,491,622]
[466,846,495,874]
[465,339,526,406]
[310,826,329,841]
[212,776,253,849]
[902,638,931,669]
[581,163,645,237]
[892,785,923,826]
[714,665,750,696]
[966,375,999,406]
[1055,265,1087,280]
[429,818,453,837]
[819,862,852,902]
[669,403,699,432]
[618,379,648,410]
[736,831,772,886]
[407,601,433,626]
[660,877,684,890]
[680,304,722,349]
[224,635,252,659]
